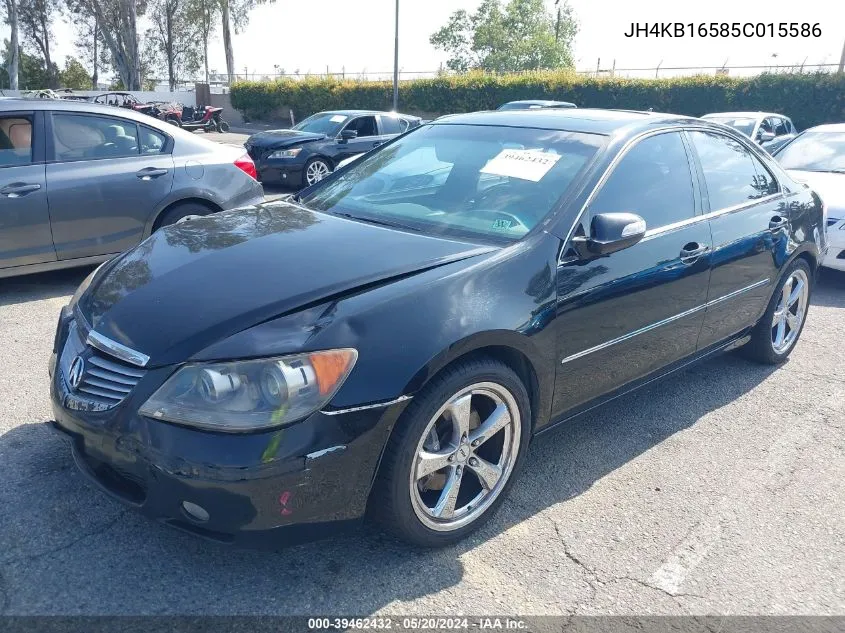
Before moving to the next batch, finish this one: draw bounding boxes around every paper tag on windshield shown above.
[330,115,347,123]
[480,149,561,182]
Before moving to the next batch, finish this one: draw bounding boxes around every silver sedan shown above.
[0,98,264,278]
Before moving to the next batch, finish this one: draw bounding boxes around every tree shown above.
[17,0,61,87]
[59,55,91,88]
[430,0,577,73]
[68,0,146,90]
[186,0,218,83]
[146,0,201,90]
[220,0,275,83]
[0,37,55,88]
[68,7,108,88]
[0,0,20,89]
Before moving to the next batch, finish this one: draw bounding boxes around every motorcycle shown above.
[164,104,230,133]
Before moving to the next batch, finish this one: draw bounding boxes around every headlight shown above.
[268,147,302,159]
[139,349,358,432]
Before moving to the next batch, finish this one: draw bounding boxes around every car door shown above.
[686,130,784,349]
[337,115,382,160]
[0,110,56,270]
[552,130,712,416]
[45,112,175,260]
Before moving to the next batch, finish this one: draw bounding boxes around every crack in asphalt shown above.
[0,510,129,568]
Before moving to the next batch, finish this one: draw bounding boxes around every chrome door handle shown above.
[136,168,168,180]
[769,215,789,231]
[680,242,710,263]
[0,182,41,197]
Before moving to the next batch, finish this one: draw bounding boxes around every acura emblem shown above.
[68,356,85,390]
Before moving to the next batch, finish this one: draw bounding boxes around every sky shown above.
[2,0,843,82]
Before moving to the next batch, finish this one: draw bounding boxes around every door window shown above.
[588,131,695,230]
[52,114,139,161]
[344,116,378,138]
[688,131,777,211]
[140,126,167,154]
[0,115,33,167]
[773,118,790,136]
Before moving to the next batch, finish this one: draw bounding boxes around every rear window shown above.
[300,123,605,243]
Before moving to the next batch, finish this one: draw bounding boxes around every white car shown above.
[702,111,797,153]
[774,123,845,271]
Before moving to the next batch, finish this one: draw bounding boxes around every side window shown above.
[688,131,776,210]
[52,114,139,161]
[760,118,775,135]
[345,116,378,138]
[0,115,33,167]
[139,126,167,154]
[589,132,695,230]
[773,118,789,136]
[379,115,402,135]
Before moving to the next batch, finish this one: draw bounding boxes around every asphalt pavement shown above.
[0,265,843,615]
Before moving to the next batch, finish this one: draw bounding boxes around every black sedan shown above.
[50,108,824,548]
[244,110,422,188]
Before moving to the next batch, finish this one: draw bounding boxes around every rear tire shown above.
[216,119,230,133]
[165,116,181,127]
[153,201,215,231]
[740,259,812,364]
[370,357,531,547]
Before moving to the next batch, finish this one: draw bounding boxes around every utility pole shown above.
[839,39,845,73]
[554,0,561,42]
[392,0,399,110]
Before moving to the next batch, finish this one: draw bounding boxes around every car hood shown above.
[246,129,326,149]
[80,201,494,367]
[786,170,845,210]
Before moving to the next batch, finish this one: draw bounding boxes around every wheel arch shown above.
[149,197,223,233]
[400,332,552,433]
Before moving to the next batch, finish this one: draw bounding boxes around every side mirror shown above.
[758,131,775,143]
[571,212,647,259]
[339,129,358,143]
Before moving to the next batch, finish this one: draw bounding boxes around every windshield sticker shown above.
[480,149,561,182]
[491,219,514,230]
[330,115,348,123]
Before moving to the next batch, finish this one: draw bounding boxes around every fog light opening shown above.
[181,500,210,523]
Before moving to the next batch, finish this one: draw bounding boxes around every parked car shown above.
[0,99,263,279]
[244,110,422,188]
[50,108,823,548]
[773,123,844,271]
[701,112,797,152]
[497,100,577,110]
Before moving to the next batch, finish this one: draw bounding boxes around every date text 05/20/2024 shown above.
[624,22,821,38]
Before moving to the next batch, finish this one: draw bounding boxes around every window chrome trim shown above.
[86,331,150,368]
[321,394,412,416]
[560,278,770,365]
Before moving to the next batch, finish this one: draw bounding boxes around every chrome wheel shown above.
[305,160,331,185]
[771,268,809,354]
[410,382,521,532]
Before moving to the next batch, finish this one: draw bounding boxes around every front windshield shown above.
[292,113,348,136]
[705,117,757,136]
[299,123,605,242]
[775,131,845,172]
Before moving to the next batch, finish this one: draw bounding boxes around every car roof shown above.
[0,98,161,122]
[504,100,575,106]
[801,123,845,133]
[432,108,689,135]
[702,112,788,120]
[322,109,417,118]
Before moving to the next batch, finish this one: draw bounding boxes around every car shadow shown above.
[812,268,845,308]
[0,350,779,615]
[0,267,93,309]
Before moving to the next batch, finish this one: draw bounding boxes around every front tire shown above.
[741,259,812,364]
[371,357,531,547]
[304,157,332,186]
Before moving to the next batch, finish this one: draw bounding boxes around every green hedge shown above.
[231,71,845,130]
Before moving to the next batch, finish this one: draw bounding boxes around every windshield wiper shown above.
[331,211,420,232]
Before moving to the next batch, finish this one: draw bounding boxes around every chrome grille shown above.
[60,322,146,409]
